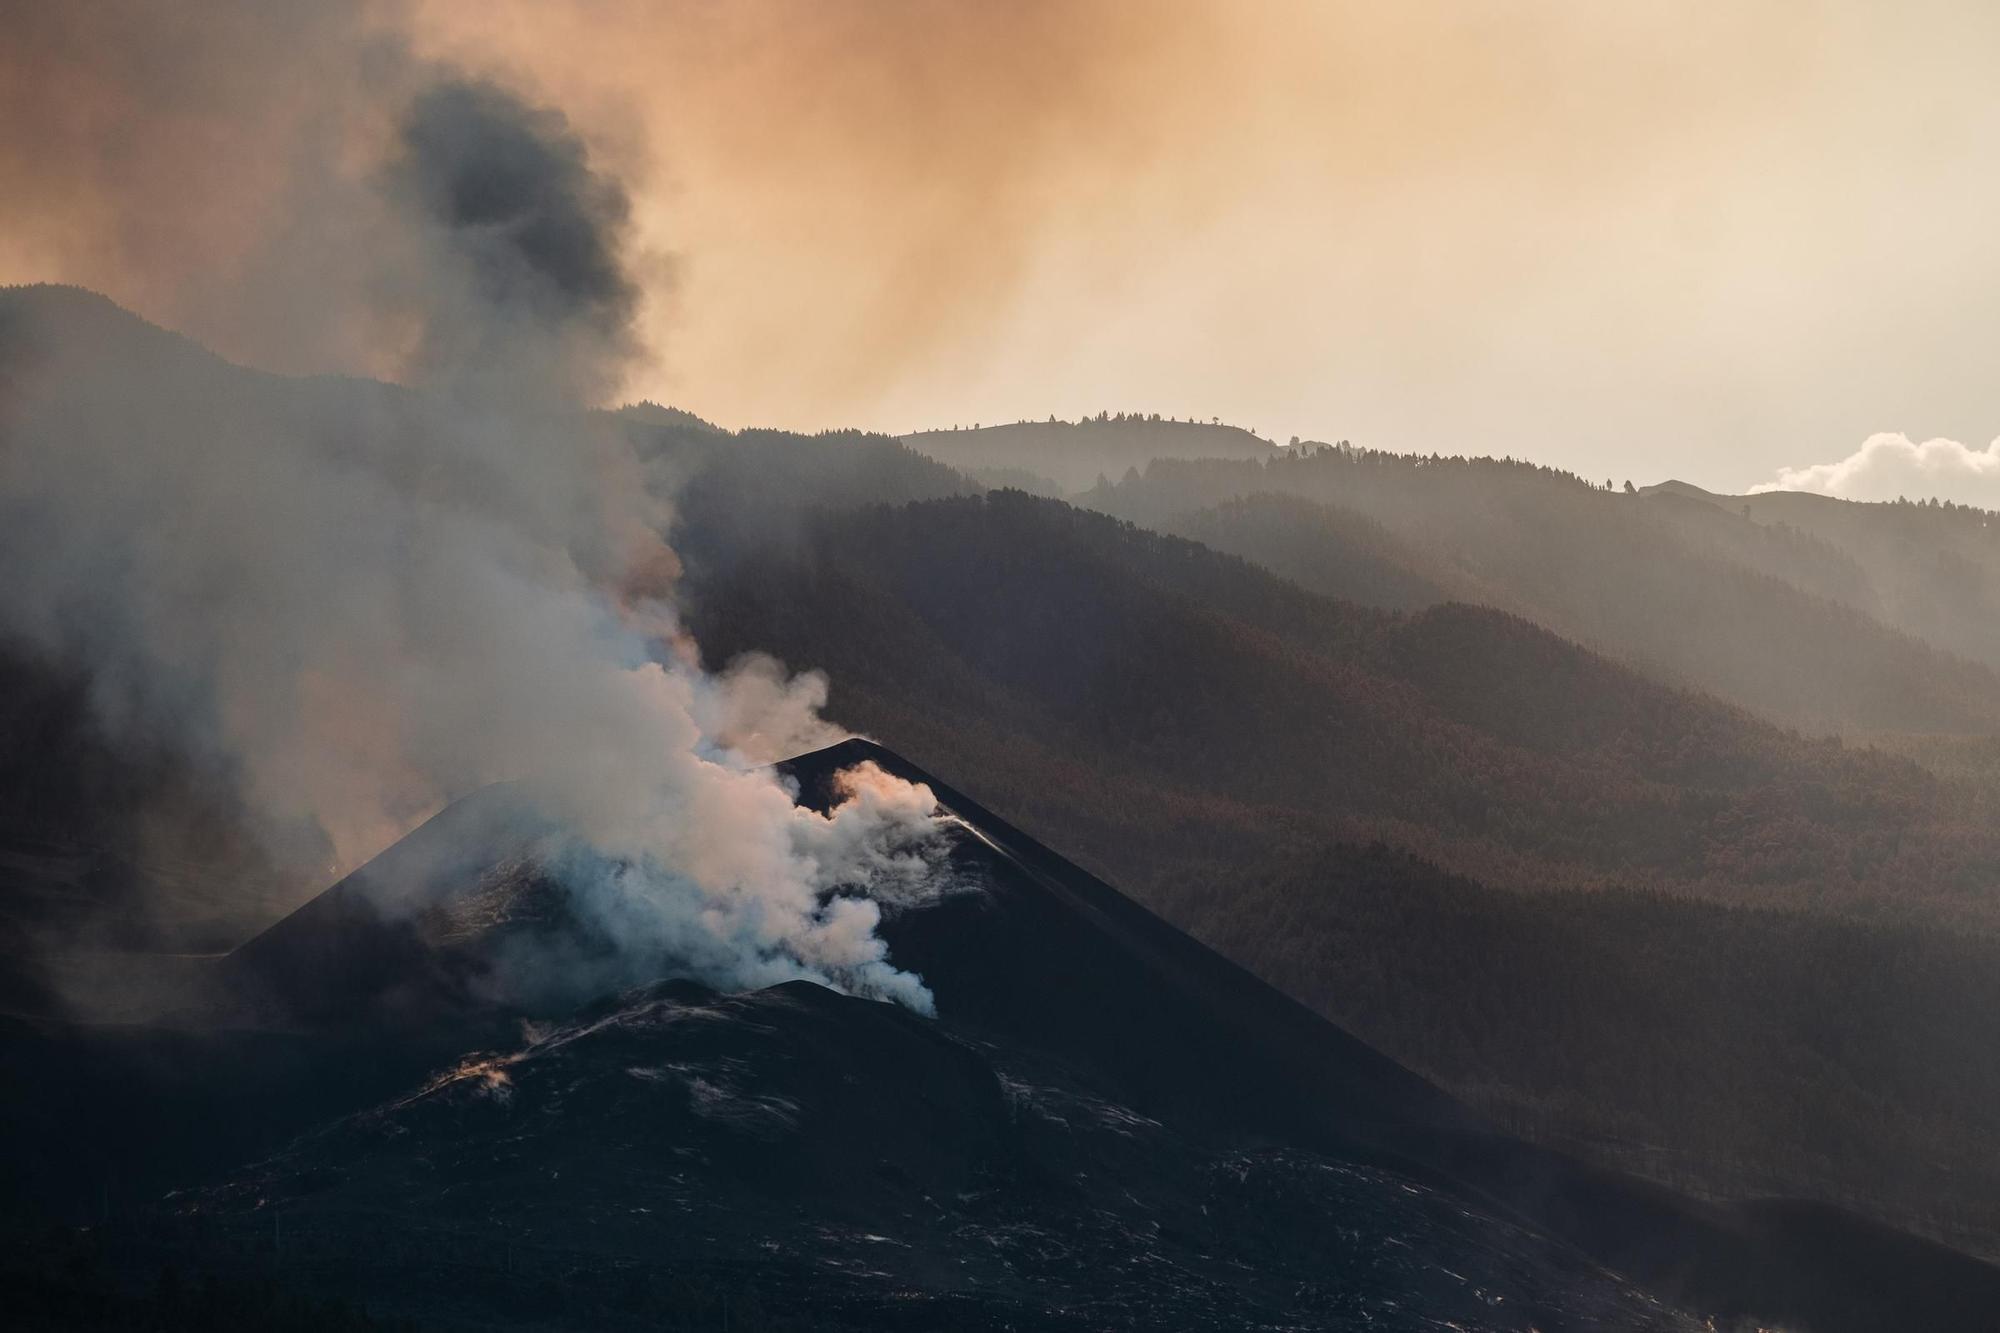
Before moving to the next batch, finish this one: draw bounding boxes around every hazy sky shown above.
[5,1,1998,494]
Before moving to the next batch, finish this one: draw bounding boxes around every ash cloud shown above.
[0,6,947,1012]
[0,2,657,400]
[390,78,642,402]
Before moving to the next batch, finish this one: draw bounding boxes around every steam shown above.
[0,62,946,1010]
[1752,433,2000,508]
[547,762,949,1014]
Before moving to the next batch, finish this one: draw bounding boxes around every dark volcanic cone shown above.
[10,739,1992,1330]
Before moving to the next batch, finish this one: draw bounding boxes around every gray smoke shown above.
[0,29,947,1012]
[390,78,642,403]
[0,3,650,399]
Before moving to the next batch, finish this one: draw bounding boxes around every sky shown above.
[3,0,1998,496]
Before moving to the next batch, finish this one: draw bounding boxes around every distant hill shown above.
[1080,448,2000,735]
[899,412,2000,739]
[1647,479,2000,676]
[902,414,1278,492]
[1640,478,1723,503]
[608,399,722,433]
[0,283,226,383]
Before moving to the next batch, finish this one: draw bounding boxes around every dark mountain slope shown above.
[807,748,2000,1329]
[786,741,1469,1148]
[682,490,2000,1254]
[688,491,1989,916]
[97,739,1995,1330]
[0,284,229,391]
[639,425,973,577]
[0,739,1694,1331]
[184,980,1694,1333]
[4,739,1980,1329]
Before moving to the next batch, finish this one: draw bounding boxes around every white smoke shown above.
[548,762,949,1014]
[0,62,948,1012]
[693,653,843,767]
[1752,432,2000,507]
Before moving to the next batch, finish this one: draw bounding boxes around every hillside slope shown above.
[1651,480,2000,675]
[1081,450,2000,735]
[690,491,1994,917]
[903,414,1277,492]
[683,490,2000,1254]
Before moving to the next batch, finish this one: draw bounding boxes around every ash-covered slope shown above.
[190,977,1693,1333]
[787,741,2000,1332]
[82,739,1994,1332]
[787,741,1468,1148]
[217,784,563,1028]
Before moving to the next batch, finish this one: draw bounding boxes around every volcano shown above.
[3,740,1996,1330]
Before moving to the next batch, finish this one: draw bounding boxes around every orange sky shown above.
[5,1,1998,489]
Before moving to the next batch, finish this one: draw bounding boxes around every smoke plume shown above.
[0,18,947,1010]
[389,78,643,402]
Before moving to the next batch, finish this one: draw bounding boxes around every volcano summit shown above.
[3,740,1995,1330]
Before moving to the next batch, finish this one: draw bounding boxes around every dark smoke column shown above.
[387,78,642,406]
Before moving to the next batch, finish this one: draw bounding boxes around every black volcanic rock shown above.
[783,740,1470,1148]
[182,979,1691,1332]
[784,739,2000,1332]
[5,739,1998,1330]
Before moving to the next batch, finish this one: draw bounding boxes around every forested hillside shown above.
[690,491,2000,919]
[1064,448,2000,735]
[1667,482,2000,674]
[681,487,2000,1255]
[902,414,1276,492]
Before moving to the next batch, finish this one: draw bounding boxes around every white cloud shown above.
[1751,433,2000,506]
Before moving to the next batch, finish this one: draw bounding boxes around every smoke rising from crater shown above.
[0,16,945,1011]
